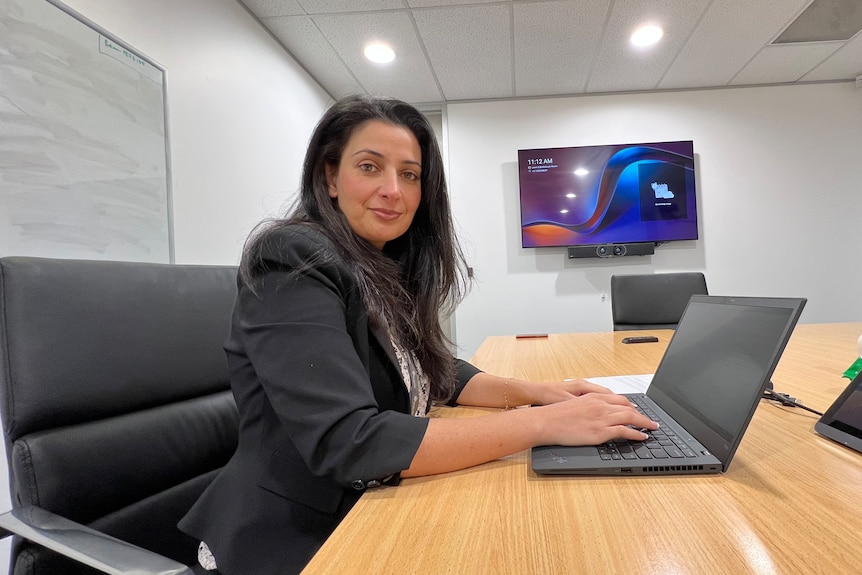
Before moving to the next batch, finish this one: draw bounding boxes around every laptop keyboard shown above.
[597,395,699,460]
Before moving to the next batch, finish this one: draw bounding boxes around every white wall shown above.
[447,83,862,359]
[0,0,330,568]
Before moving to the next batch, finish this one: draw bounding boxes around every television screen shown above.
[517,140,698,248]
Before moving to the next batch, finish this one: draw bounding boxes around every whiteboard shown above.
[0,0,173,263]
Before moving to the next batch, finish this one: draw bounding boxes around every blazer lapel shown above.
[370,323,401,378]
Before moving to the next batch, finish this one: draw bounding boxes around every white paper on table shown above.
[582,374,653,394]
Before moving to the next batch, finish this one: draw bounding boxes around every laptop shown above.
[814,371,862,455]
[531,295,807,476]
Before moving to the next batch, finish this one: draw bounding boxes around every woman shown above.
[179,95,656,575]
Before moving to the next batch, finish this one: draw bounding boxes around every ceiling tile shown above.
[586,0,711,93]
[407,0,506,6]
[774,0,862,43]
[413,4,513,101]
[313,12,443,103]
[263,15,365,98]
[660,0,811,89]
[296,0,406,14]
[731,43,842,85]
[240,0,305,18]
[801,31,862,80]
[513,0,610,97]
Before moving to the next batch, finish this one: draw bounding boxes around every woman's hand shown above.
[456,373,617,409]
[524,378,615,405]
[532,392,658,446]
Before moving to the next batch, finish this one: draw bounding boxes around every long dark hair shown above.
[241,95,469,402]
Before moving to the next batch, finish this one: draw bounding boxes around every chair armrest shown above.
[0,505,194,575]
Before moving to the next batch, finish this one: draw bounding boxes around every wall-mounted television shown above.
[517,140,698,249]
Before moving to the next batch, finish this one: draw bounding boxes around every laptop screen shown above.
[646,296,805,464]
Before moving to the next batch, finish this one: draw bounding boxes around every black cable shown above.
[762,389,823,416]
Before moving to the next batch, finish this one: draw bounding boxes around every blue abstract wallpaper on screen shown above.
[518,140,698,248]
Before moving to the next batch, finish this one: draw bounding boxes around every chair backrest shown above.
[610,272,708,331]
[0,257,239,574]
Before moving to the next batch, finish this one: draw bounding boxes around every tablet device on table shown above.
[815,371,862,455]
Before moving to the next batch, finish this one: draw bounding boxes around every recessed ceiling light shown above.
[631,24,663,47]
[364,43,395,64]
[574,168,589,177]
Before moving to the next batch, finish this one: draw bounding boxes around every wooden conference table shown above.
[302,322,862,574]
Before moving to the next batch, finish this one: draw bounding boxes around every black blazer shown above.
[179,225,480,575]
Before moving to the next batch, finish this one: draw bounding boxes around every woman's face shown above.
[326,120,422,249]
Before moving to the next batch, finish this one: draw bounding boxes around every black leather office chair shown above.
[611,272,708,331]
[0,256,239,575]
